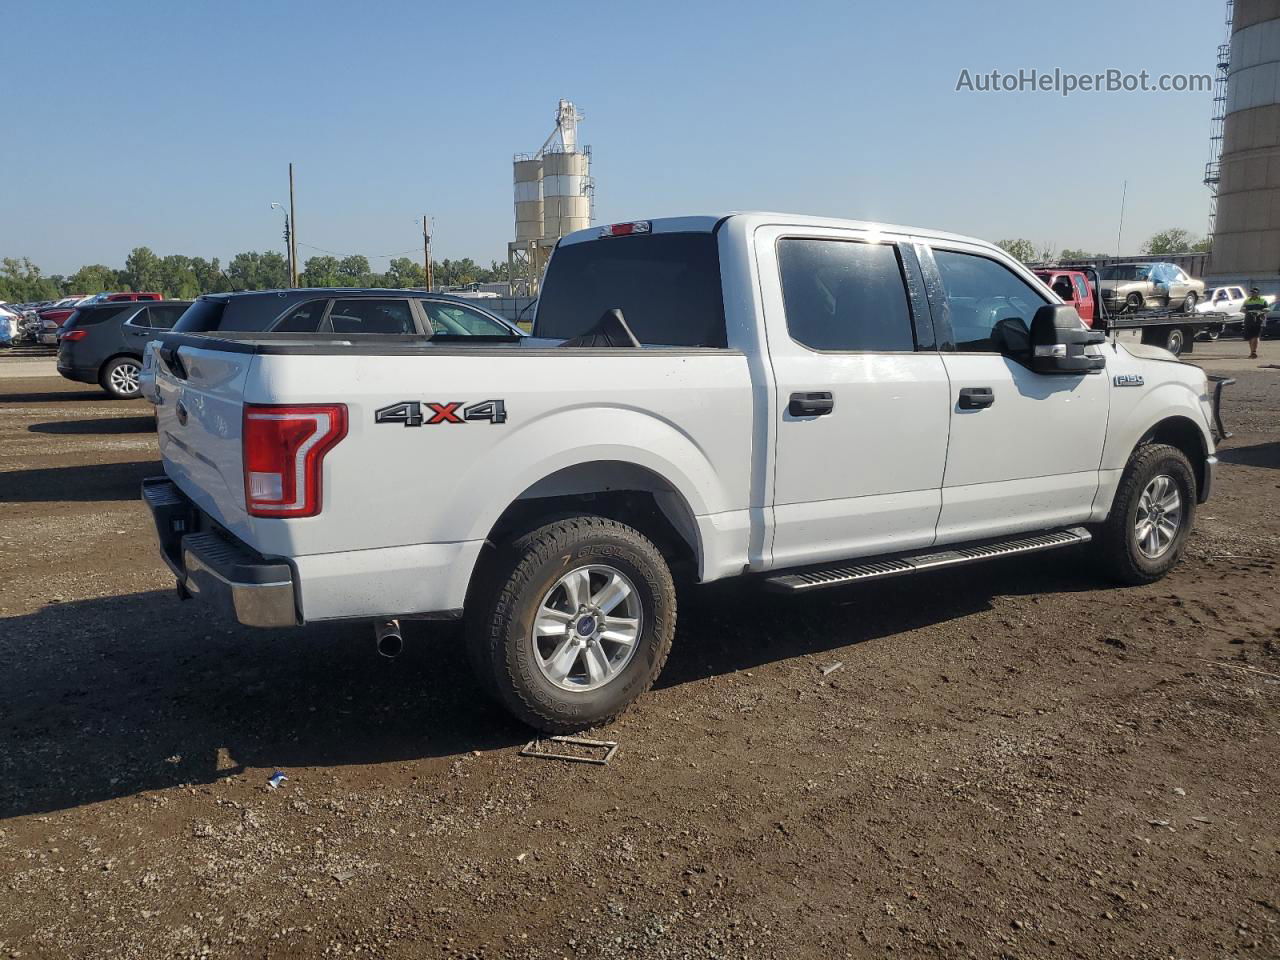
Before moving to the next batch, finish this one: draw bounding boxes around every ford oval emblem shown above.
[176,400,189,425]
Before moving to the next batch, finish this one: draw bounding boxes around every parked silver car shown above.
[1097,262,1204,314]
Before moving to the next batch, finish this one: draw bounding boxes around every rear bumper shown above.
[56,360,98,384]
[143,476,480,625]
[143,477,299,627]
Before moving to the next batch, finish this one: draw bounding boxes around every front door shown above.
[921,245,1107,543]
[758,228,952,569]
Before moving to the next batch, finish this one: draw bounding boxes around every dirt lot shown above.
[0,340,1276,959]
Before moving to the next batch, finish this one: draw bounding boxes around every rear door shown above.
[921,243,1106,542]
[757,226,951,568]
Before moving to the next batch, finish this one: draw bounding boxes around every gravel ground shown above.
[0,339,1277,959]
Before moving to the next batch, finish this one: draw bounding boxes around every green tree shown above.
[337,255,371,286]
[158,255,200,298]
[384,257,425,288]
[0,257,61,301]
[1059,248,1106,261]
[190,257,228,294]
[68,264,119,295]
[1190,236,1213,253]
[996,238,1038,263]
[300,255,341,287]
[123,246,163,293]
[1142,228,1197,255]
[226,251,289,291]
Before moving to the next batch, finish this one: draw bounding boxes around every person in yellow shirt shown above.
[1242,287,1268,360]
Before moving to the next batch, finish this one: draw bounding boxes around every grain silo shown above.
[513,157,544,243]
[1206,0,1280,292]
[508,99,594,295]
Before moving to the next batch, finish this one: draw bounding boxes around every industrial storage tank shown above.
[513,158,545,243]
[1208,0,1280,287]
[542,150,590,241]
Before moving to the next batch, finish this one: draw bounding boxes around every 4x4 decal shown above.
[374,400,507,426]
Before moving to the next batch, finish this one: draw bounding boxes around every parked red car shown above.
[35,295,91,331]
[1033,269,1096,327]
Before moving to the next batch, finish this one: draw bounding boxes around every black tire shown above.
[100,356,142,399]
[1126,292,1144,311]
[1182,292,1198,315]
[467,516,676,733]
[1164,326,1186,356]
[1094,443,1196,586]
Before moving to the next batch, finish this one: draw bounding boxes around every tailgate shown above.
[153,339,255,542]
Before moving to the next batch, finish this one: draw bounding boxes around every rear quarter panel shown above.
[241,350,755,565]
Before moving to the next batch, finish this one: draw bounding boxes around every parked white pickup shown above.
[144,212,1223,730]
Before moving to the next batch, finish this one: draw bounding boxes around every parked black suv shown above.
[172,288,520,337]
[58,300,192,398]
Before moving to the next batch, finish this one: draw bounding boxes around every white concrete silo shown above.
[1207,0,1280,289]
[513,157,544,243]
[542,150,591,242]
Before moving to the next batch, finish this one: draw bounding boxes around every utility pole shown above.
[289,163,298,287]
[283,214,293,286]
[423,215,434,291]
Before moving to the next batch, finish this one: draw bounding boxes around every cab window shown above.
[932,250,1048,353]
[273,300,328,332]
[777,238,916,352]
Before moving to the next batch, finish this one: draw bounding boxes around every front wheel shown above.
[467,516,676,732]
[1164,326,1186,356]
[1094,443,1196,585]
[1182,292,1198,314]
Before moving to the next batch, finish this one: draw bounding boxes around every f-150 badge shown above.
[1113,374,1144,387]
[374,400,507,426]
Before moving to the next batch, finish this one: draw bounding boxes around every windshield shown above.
[1099,265,1152,281]
[535,232,727,347]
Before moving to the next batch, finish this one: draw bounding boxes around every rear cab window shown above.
[535,232,726,347]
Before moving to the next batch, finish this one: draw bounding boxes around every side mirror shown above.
[1030,303,1105,374]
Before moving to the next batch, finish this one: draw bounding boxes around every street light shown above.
[271,202,293,287]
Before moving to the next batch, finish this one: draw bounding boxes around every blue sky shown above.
[4,0,1227,274]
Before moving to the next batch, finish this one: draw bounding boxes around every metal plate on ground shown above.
[520,736,618,765]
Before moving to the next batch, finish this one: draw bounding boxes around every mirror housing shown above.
[1030,304,1105,374]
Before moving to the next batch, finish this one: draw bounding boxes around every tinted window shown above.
[1073,275,1090,302]
[173,298,227,332]
[72,303,132,327]
[328,299,414,334]
[932,250,1047,353]
[273,300,328,332]
[424,302,509,336]
[535,233,726,347]
[147,304,187,329]
[777,239,915,352]
[1099,265,1152,281]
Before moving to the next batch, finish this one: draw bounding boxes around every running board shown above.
[764,527,1093,593]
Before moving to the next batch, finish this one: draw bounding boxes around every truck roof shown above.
[559,212,1010,257]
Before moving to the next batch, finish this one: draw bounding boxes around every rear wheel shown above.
[467,516,676,732]
[101,356,142,399]
[1182,292,1198,314]
[1094,443,1196,585]
[1164,326,1186,356]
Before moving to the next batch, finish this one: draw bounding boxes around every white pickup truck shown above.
[143,213,1227,731]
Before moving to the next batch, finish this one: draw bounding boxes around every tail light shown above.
[61,329,87,341]
[243,404,347,517]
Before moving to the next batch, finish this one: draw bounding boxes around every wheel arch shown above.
[1139,415,1208,495]
[481,460,704,579]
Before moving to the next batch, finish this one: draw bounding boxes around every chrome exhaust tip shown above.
[375,619,403,658]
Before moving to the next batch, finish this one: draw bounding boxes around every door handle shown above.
[789,392,834,417]
[957,386,995,410]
